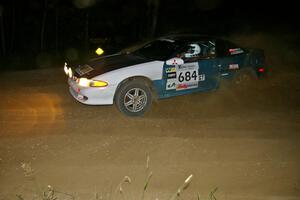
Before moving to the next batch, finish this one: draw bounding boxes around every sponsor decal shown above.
[165,62,204,91]
[176,82,198,91]
[166,79,176,90]
[177,63,197,70]
[176,83,188,90]
[229,64,239,70]
[186,82,199,89]
[76,64,94,75]
[167,72,176,78]
[199,74,205,81]
[175,62,199,90]
[229,48,244,55]
[166,67,176,73]
[171,59,179,65]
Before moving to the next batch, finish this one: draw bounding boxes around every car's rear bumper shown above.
[68,78,115,105]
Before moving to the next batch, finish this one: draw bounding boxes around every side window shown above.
[204,40,216,58]
[216,40,227,57]
[177,40,216,62]
[216,40,244,57]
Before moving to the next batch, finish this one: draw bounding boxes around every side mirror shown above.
[166,57,184,65]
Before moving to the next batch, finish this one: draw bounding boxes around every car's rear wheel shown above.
[115,80,152,117]
[232,68,257,87]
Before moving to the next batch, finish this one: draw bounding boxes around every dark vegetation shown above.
[0,0,299,70]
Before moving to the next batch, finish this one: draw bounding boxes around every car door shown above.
[162,41,219,98]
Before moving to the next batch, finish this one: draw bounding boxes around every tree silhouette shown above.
[0,4,5,55]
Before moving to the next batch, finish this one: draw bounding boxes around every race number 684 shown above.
[178,70,197,82]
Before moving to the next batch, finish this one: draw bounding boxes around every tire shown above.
[232,68,257,87]
[115,79,152,117]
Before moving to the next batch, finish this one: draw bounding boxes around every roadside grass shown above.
[17,155,218,200]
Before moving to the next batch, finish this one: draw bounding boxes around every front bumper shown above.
[68,78,116,105]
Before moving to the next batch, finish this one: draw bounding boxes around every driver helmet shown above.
[185,44,201,58]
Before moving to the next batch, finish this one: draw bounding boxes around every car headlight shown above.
[64,63,69,75]
[77,78,108,88]
[64,62,73,78]
[68,68,73,78]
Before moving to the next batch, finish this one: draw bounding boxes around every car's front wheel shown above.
[115,80,152,117]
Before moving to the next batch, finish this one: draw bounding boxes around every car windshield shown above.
[133,40,181,60]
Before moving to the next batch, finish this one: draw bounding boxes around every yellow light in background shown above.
[95,48,104,56]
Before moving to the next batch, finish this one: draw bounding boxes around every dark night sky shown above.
[0,0,299,68]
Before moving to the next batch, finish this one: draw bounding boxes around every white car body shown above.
[68,60,164,105]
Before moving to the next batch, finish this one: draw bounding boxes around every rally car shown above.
[64,35,266,116]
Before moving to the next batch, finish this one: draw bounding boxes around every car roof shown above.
[158,34,218,42]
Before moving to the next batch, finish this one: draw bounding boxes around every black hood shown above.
[74,53,153,79]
